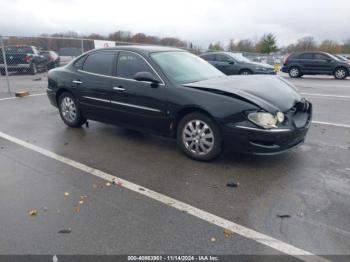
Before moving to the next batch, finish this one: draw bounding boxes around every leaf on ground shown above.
[78,200,84,205]
[226,182,239,188]
[80,194,88,200]
[73,206,80,213]
[277,214,291,219]
[223,228,234,237]
[28,209,38,216]
[64,192,70,197]
[58,228,72,234]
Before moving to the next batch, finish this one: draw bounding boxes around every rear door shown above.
[73,51,115,121]
[110,51,168,133]
[297,53,314,73]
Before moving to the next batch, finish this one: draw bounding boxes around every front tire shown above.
[58,92,86,127]
[176,112,223,161]
[288,66,301,78]
[334,67,347,80]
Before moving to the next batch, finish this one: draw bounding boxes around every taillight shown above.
[25,54,33,63]
[283,55,290,65]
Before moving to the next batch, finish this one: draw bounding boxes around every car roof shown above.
[93,45,185,55]
[200,51,231,56]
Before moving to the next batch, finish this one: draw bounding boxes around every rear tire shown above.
[176,112,223,161]
[30,64,37,75]
[288,66,301,78]
[334,67,347,80]
[58,92,86,128]
[239,69,253,75]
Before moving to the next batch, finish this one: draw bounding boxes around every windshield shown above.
[228,53,251,63]
[151,51,224,84]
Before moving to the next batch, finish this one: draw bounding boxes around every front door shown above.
[110,51,169,134]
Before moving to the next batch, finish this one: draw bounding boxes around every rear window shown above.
[5,46,33,54]
[298,53,313,59]
[201,54,216,61]
[82,52,115,75]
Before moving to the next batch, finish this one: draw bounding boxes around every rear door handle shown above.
[113,86,126,92]
[72,80,83,84]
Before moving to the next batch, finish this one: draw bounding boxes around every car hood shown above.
[183,75,302,113]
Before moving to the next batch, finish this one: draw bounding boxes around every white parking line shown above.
[0,93,46,101]
[301,93,350,99]
[0,130,327,262]
[312,121,350,129]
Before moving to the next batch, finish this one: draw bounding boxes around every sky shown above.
[0,0,349,48]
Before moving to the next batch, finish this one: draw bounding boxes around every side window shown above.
[298,53,313,59]
[201,54,215,61]
[216,54,232,62]
[314,53,329,60]
[82,52,114,75]
[116,51,155,79]
[73,55,87,69]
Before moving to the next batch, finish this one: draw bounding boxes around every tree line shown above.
[209,34,350,54]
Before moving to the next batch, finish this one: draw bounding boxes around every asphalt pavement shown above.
[0,73,349,261]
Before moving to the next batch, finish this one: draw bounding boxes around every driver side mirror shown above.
[133,71,160,84]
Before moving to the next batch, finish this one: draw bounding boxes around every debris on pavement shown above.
[210,237,216,242]
[298,212,304,217]
[33,77,41,81]
[53,255,59,262]
[15,91,30,97]
[209,185,219,189]
[58,228,72,234]
[223,228,234,237]
[93,184,98,189]
[226,182,239,188]
[277,214,291,219]
[139,188,145,191]
[43,207,48,212]
[80,194,88,200]
[64,192,70,197]
[64,142,69,146]
[78,200,84,205]
[73,205,80,213]
[106,182,111,187]
[28,209,38,216]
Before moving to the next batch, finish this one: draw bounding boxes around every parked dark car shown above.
[281,51,350,79]
[47,46,312,161]
[200,52,275,75]
[41,51,60,69]
[0,45,47,75]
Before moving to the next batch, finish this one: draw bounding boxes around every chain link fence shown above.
[0,35,284,96]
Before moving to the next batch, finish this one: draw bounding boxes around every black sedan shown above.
[200,51,276,75]
[47,46,312,161]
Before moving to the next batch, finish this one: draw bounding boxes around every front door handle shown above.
[72,80,83,84]
[113,86,126,92]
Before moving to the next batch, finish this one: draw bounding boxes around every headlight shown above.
[247,112,284,129]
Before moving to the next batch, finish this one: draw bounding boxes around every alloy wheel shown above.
[335,68,346,79]
[182,120,214,156]
[60,97,77,123]
[289,68,299,77]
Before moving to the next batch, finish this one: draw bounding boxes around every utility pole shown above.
[0,35,10,93]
